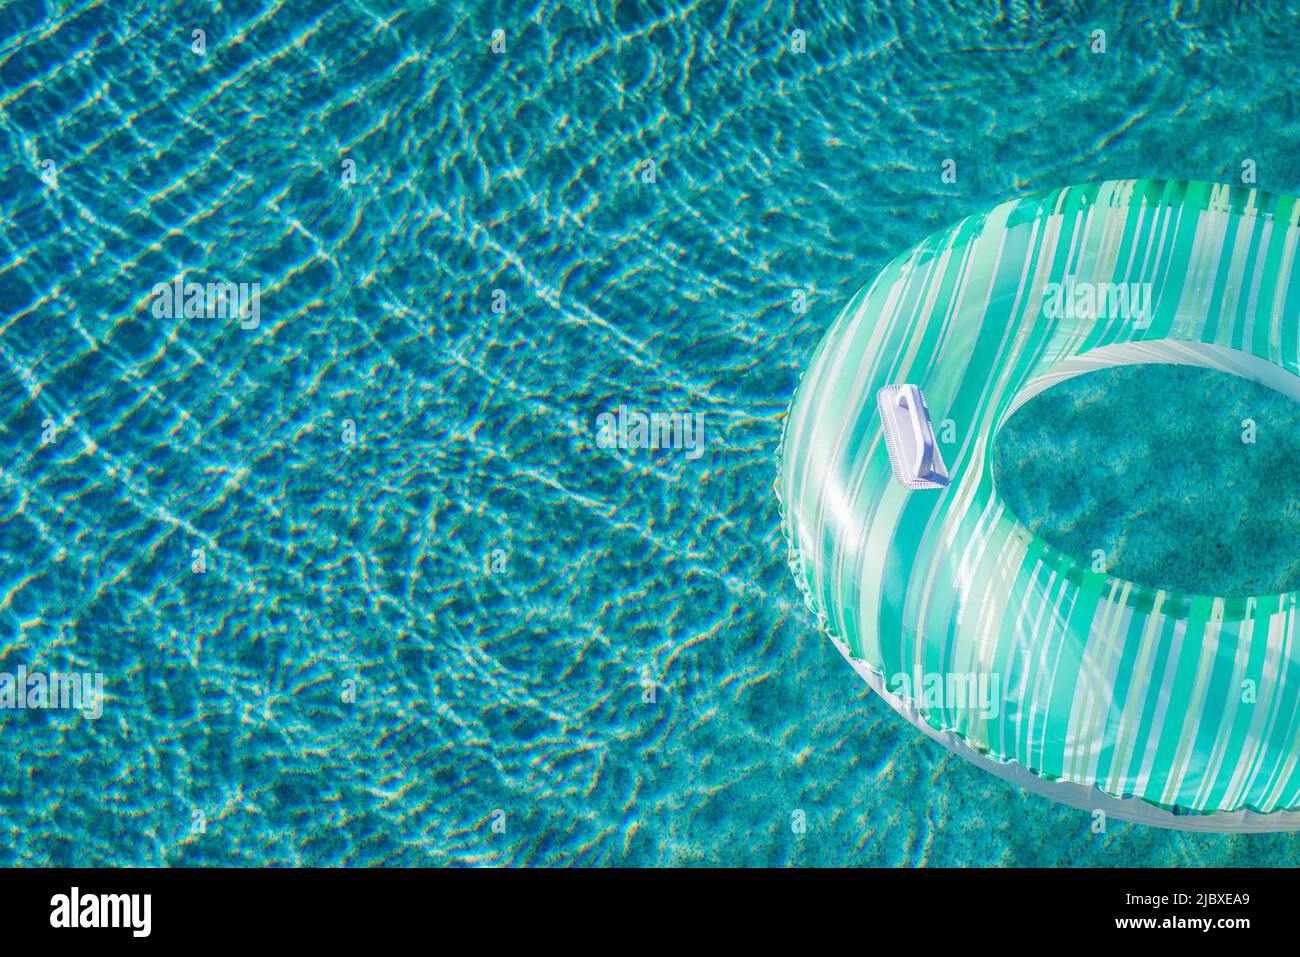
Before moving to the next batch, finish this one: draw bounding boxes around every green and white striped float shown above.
[778,180,1300,830]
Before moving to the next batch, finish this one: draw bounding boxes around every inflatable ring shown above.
[778,180,1300,831]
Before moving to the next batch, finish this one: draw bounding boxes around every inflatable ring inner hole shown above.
[989,339,1300,605]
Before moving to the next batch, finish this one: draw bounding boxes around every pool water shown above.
[994,364,1300,598]
[0,0,1298,865]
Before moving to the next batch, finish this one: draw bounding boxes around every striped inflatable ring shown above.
[778,180,1300,831]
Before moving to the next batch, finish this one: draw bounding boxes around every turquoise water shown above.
[1,0,1298,865]
[994,364,1300,597]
